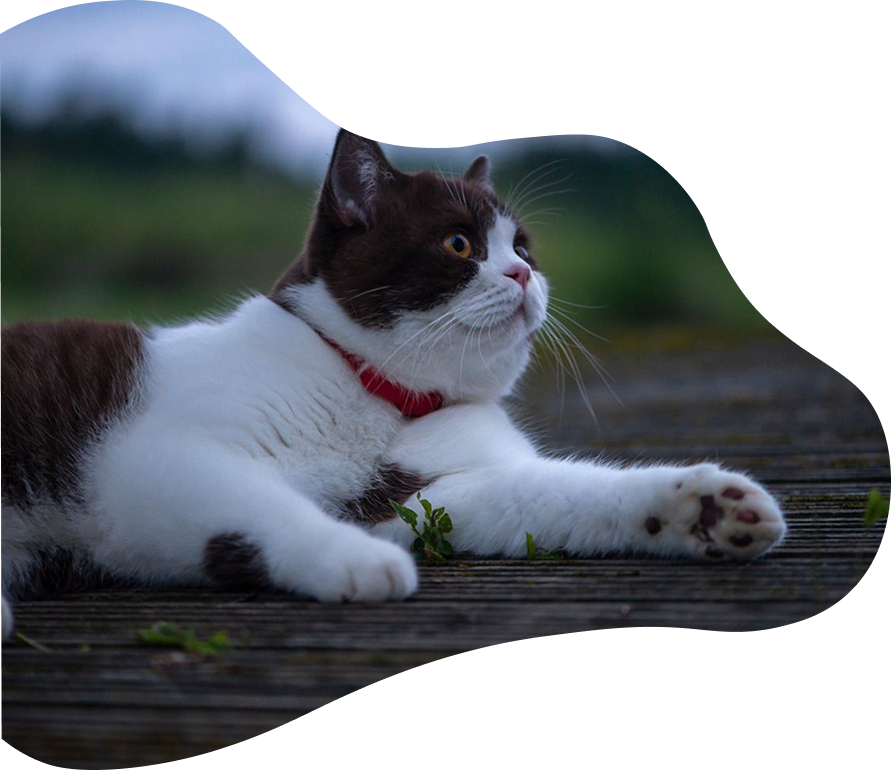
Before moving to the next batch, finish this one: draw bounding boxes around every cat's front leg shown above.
[377,460,785,560]
[549,461,787,560]
[374,404,786,560]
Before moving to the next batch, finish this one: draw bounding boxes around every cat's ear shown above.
[324,130,397,228]
[463,155,492,189]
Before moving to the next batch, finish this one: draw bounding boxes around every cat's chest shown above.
[242,376,402,499]
[144,321,406,508]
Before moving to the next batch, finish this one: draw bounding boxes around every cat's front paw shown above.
[307,532,419,603]
[648,464,786,560]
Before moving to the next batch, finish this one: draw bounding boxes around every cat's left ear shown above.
[325,130,398,228]
[463,156,492,189]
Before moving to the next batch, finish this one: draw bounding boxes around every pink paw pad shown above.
[737,510,760,524]
[721,486,746,500]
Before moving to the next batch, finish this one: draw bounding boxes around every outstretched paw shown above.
[646,464,786,560]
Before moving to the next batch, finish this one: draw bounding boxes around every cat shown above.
[0,130,786,636]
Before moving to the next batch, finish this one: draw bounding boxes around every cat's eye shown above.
[443,233,472,259]
[515,245,530,261]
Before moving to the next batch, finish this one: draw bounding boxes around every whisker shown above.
[519,208,564,220]
[505,159,567,210]
[457,316,482,400]
[512,173,574,213]
[546,313,622,405]
[516,186,576,219]
[340,285,394,302]
[542,317,598,426]
[548,305,610,343]
[373,302,469,377]
[550,296,610,311]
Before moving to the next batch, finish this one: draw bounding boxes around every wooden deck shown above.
[3,330,888,768]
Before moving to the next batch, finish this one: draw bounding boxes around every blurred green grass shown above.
[2,154,314,324]
[1,112,769,336]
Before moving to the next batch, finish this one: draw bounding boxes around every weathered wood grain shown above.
[3,334,888,769]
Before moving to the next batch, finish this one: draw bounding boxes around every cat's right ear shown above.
[324,130,398,228]
[463,155,492,189]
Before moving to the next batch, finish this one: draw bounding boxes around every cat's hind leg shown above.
[0,595,12,642]
[91,440,418,602]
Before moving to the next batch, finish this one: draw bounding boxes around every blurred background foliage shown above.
[2,102,768,340]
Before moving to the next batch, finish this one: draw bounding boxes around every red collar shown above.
[320,334,445,418]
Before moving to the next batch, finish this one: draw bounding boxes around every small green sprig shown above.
[135,622,231,656]
[15,632,53,652]
[525,532,566,561]
[864,488,890,527]
[389,494,454,563]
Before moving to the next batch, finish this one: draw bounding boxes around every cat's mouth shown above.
[458,297,527,333]
[488,300,539,338]
[508,303,526,324]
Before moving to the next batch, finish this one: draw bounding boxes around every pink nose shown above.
[504,263,531,289]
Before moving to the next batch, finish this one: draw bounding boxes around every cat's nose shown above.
[504,263,531,290]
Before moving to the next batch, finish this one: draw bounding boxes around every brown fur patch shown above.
[203,533,271,589]
[1,320,145,510]
[342,464,429,525]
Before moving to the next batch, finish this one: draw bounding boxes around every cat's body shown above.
[1,131,786,635]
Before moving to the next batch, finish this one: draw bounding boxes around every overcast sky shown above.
[1,2,622,177]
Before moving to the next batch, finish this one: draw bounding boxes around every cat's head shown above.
[272,130,548,402]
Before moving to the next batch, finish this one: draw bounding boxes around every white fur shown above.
[374,404,785,558]
[1,214,786,632]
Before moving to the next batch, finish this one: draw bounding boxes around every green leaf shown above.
[206,631,231,651]
[397,495,456,564]
[864,488,890,527]
[389,499,418,528]
[135,622,230,656]
[524,531,566,561]
[14,632,53,653]
[136,621,183,645]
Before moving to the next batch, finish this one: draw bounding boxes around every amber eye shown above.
[443,233,472,259]
[515,245,530,261]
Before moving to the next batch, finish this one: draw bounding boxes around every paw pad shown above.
[670,466,786,560]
